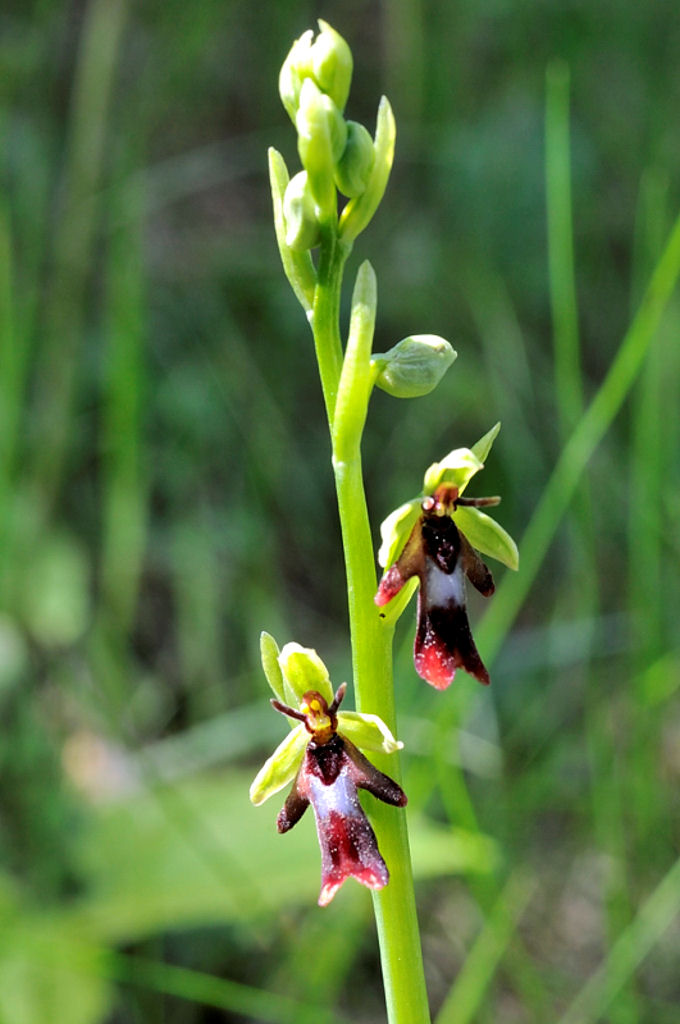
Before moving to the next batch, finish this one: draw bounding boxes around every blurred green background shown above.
[2,1,680,1021]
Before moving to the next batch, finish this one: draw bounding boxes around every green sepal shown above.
[377,497,421,568]
[454,505,519,570]
[337,711,403,754]
[471,421,501,464]
[259,631,285,703]
[249,723,308,806]
[268,148,316,311]
[423,447,484,495]
[339,96,396,243]
[423,424,501,494]
[278,642,334,705]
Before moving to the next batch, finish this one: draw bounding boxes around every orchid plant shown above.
[250,21,518,1023]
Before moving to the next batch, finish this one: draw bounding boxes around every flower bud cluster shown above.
[278,21,390,244]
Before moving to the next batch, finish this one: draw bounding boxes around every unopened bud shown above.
[296,78,343,217]
[321,93,348,163]
[334,120,375,198]
[310,20,353,112]
[279,22,352,126]
[283,171,321,251]
[279,29,314,123]
[373,335,457,398]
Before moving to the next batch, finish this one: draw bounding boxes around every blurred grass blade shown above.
[273,890,368,1018]
[463,264,546,496]
[556,855,680,1024]
[478,204,680,662]
[545,60,583,438]
[435,873,534,1024]
[107,952,352,1024]
[29,0,128,511]
[628,169,669,661]
[547,63,638,1018]
[0,199,18,592]
[100,165,147,632]
[625,170,674,895]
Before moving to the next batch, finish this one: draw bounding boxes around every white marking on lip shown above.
[308,771,358,818]
[425,560,465,608]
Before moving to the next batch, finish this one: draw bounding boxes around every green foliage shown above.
[1,0,680,1021]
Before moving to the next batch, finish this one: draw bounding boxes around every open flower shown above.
[250,636,406,906]
[375,423,519,690]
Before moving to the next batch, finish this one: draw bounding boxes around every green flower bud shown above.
[296,78,340,218]
[283,171,321,251]
[373,335,457,399]
[278,22,352,125]
[320,92,348,163]
[279,29,314,124]
[334,120,375,198]
[310,20,353,112]
[268,148,317,312]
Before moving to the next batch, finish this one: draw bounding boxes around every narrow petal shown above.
[276,769,310,831]
[249,724,308,806]
[342,737,407,805]
[453,505,519,570]
[337,710,403,754]
[459,532,495,597]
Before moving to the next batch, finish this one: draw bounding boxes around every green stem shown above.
[312,235,430,1024]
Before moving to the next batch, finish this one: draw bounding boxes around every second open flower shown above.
[375,423,519,689]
